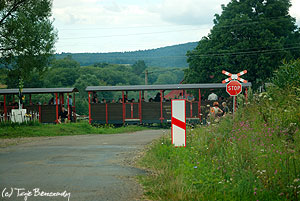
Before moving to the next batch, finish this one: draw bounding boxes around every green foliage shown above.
[0,0,57,85]
[272,59,300,89]
[139,88,300,200]
[139,59,300,200]
[185,0,300,89]
[55,42,197,67]
[51,55,80,68]
[0,121,148,138]
[44,67,80,87]
[132,60,147,75]
[154,73,177,84]
[0,55,186,115]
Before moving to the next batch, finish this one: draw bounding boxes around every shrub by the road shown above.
[139,60,300,201]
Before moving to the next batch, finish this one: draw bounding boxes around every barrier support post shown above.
[198,89,201,121]
[73,93,76,121]
[67,93,70,121]
[106,103,108,124]
[39,105,41,123]
[160,90,163,123]
[4,95,7,121]
[88,92,91,124]
[139,91,142,123]
[122,91,125,124]
[245,87,248,104]
[55,93,58,123]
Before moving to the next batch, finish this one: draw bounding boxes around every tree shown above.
[51,56,80,68]
[185,0,300,89]
[132,60,147,76]
[0,0,57,86]
[154,73,177,85]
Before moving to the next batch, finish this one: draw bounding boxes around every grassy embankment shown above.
[138,60,300,201]
[0,121,148,138]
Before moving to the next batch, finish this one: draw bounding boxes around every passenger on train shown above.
[92,92,98,103]
[208,91,218,101]
[186,94,195,102]
[48,97,54,105]
[178,92,184,99]
[101,98,106,103]
[154,92,160,102]
[58,106,68,124]
[222,102,230,116]
[131,98,135,102]
[67,95,73,122]
[118,98,123,103]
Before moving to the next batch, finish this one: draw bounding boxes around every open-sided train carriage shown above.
[0,88,78,123]
[86,83,252,125]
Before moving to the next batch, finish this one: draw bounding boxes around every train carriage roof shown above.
[86,83,252,92]
[0,88,79,95]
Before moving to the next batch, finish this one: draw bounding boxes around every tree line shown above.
[55,42,197,67]
[0,57,185,115]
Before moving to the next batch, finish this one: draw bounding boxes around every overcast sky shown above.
[52,0,300,53]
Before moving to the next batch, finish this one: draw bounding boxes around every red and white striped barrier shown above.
[171,99,186,147]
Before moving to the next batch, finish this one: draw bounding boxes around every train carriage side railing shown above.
[0,88,79,123]
[86,83,252,125]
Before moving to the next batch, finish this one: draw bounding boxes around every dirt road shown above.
[0,130,166,201]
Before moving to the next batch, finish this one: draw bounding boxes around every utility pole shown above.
[145,70,148,100]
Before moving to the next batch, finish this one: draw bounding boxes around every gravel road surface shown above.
[0,130,166,201]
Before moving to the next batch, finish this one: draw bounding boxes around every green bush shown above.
[139,60,300,200]
[272,59,300,89]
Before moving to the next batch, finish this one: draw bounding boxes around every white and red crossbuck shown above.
[222,70,248,84]
[171,99,186,147]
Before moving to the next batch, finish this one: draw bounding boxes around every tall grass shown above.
[0,121,148,138]
[139,61,300,201]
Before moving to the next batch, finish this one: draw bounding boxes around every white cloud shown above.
[290,0,300,26]
[153,0,229,25]
[52,0,300,53]
[53,0,161,26]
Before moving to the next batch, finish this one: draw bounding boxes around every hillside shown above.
[55,42,198,67]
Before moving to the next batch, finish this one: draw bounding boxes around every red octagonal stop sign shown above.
[226,80,242,96]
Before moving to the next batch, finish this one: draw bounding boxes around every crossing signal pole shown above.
[222,70,248,114]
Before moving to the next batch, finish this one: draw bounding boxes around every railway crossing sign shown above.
[171,99,186,147]
[222,70,248,84]
[222,69,248,114]
[226,80,242,96]
[222,70,248,96]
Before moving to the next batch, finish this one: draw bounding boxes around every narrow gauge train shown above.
[0,83,251,124]
[0,88,78,123]
[86,83,251,125]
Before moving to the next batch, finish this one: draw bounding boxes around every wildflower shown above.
[194,166,198,169]
[274,170,277,175]
[294,178,300,183]
[254,192,257,195]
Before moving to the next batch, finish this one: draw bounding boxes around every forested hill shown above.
[55,42,198,67]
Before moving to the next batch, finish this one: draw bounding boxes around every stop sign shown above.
[226,80,242,96]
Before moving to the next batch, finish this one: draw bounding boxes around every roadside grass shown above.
[0,121,148,138]
[138,87,300,201]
